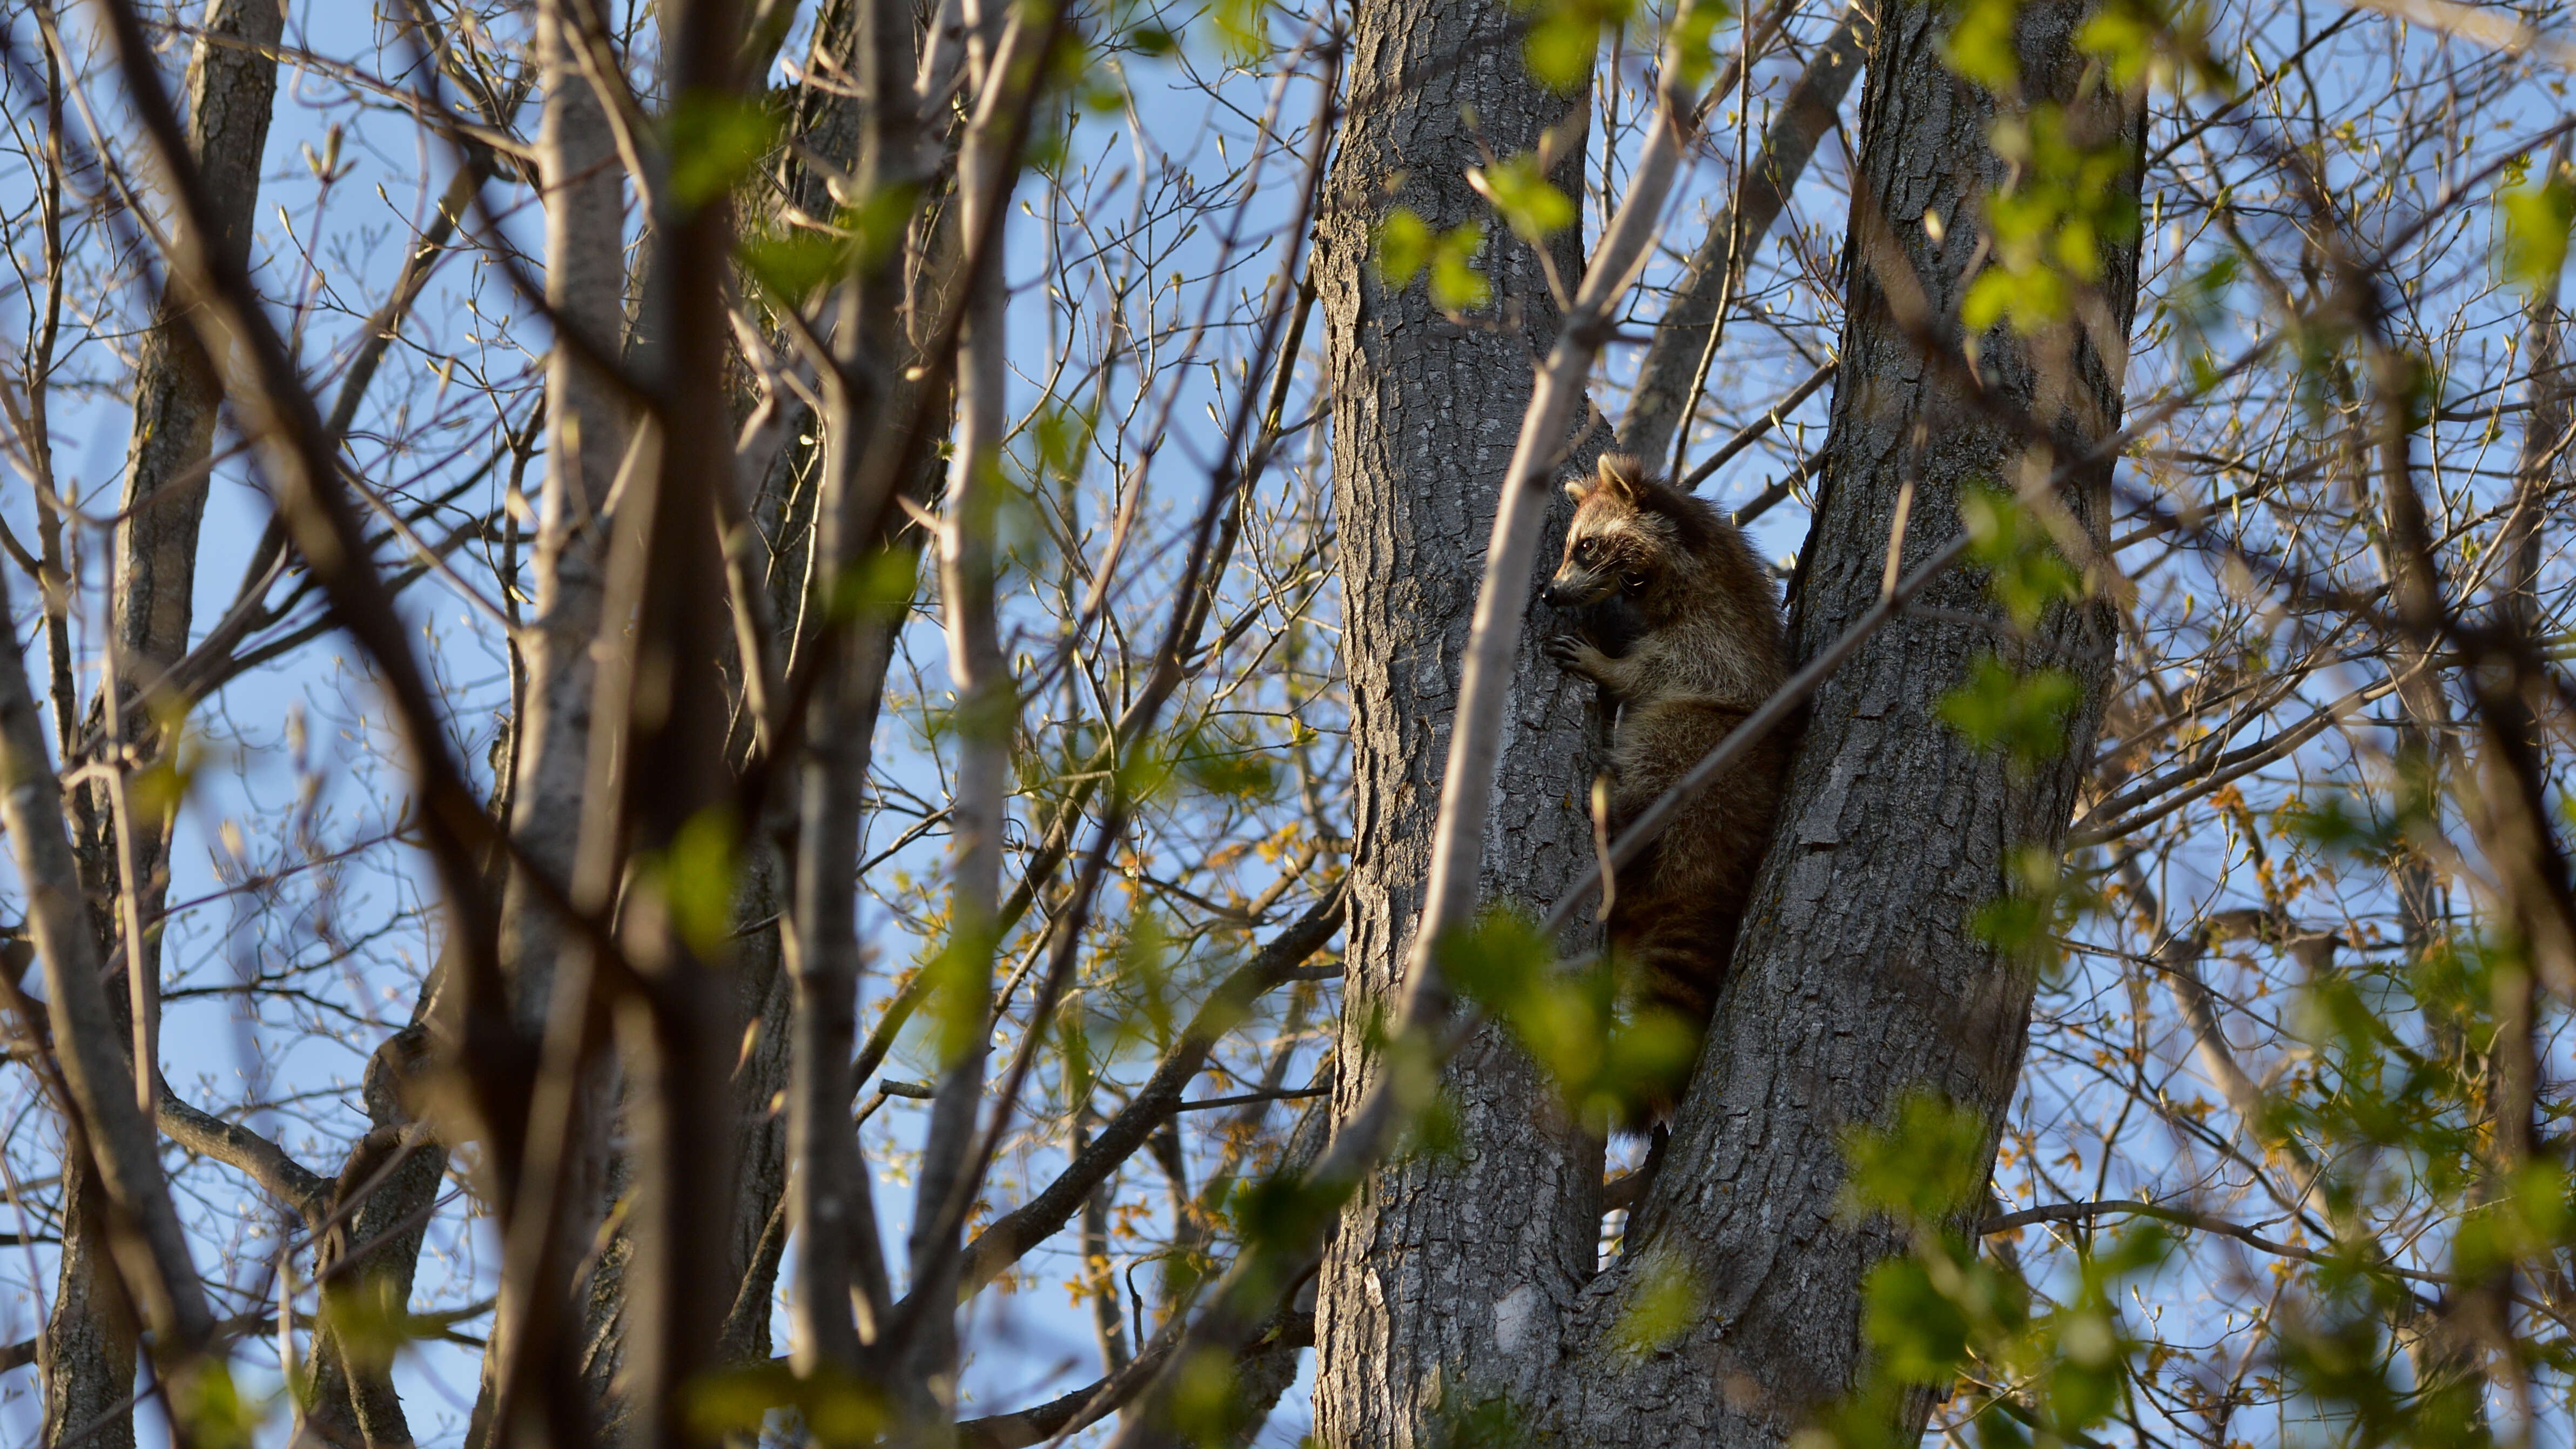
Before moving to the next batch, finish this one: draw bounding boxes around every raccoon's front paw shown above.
[1545,632,1608,679]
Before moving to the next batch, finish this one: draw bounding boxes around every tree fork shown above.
[1540,2,2145,1440]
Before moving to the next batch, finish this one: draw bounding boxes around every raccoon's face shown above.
[1546,504,1659,607]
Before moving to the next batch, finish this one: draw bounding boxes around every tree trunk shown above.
[53,5,281,1444]
[1314,0,2143,1441]
[502,0,629,1030]
[39,1160,137,1449]
[466,7,631,1441]
[551,1,936,1410]
[112,0,283,695]
[1542,1,2139,1439]
[1309,4,1604,1440]
[307,1028,445,1449]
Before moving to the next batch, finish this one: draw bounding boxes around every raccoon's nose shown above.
[1543,577,1579,606]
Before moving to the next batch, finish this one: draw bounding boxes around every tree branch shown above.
[953,883,1344,1298]
[956,1310,1315,1449]
[92,0,528,1206]
[0,551,212,1352]
[1620,0,1874,465]
[1102,8,1726,1440]
[1980,1199,2452,1283]
[156,1090,329,1227]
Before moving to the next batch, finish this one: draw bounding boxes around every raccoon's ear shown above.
[1595,453,1647,502]
[1564,473,1596,505]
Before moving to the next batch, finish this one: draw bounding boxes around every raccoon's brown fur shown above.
[1544,453,1790,1089]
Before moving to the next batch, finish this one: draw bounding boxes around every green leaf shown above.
[129,716,198,820]
[2079,0,2235,91]
[1938,655,2081,764]
[1374,207,1434,287]
[1862,1256,1973,1381]
[2049,1349,2123,1428]
[172,1365,263,1449]
[1439,908,1554,1010]
[1599,1005,1699,1118]
[741,232,849,299]
[1665,0,1728,91]
[1512,0,1641,90]
[1057,1003,1097,1099]
[1429,221,1491,312]
[1220,1160,1367,1323]
[1176,723,1281,801]
[1369,206,1488,309]
[1114,909,1178,1043]
[2497,172,2576,292]
[1080,75,1128,113]
[1468,152,1576,244]
[1959,104,2142,332]
[2459,1160,2572,1280]
[1431,1394,1538,1449]
[926,911,1003,1065]
[686,1361,800,1441]
[1962,267,2057,333]
[1960,486,2081,628]
[1971,891,2053,964]
[2074,3,2158,87]
[667,90,781,208]
[822,545,920,625]
[1440,909,1684,1129]
[1613,1250,1703,1354]
[1939,0,2022,90]
[1841,1090,1992,1224]
[1524,8,1601,90]
[1229,1166,1345,1252]
[1172,1346,1255,1445]
[686,1361,886,1447]
[1033,400,1098,481]
[664,807,743,960]
[1213,0,1269,62]
[1109,732,1178,807]
[317,1272,419,1371]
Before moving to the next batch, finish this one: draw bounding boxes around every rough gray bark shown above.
[307,1029,445,1449]
[112,0,282,691]
[1620,0,1874,467]
[39,1152,138,1449]
[2499,265,2566,636]
[1309,1,1606,1438]
[718,871,797,1367]
[1536,1,2140,1439]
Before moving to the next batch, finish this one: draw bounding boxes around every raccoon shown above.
[1543,453,1791,1103]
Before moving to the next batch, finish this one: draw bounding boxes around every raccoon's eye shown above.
[1576,538,1600,561]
